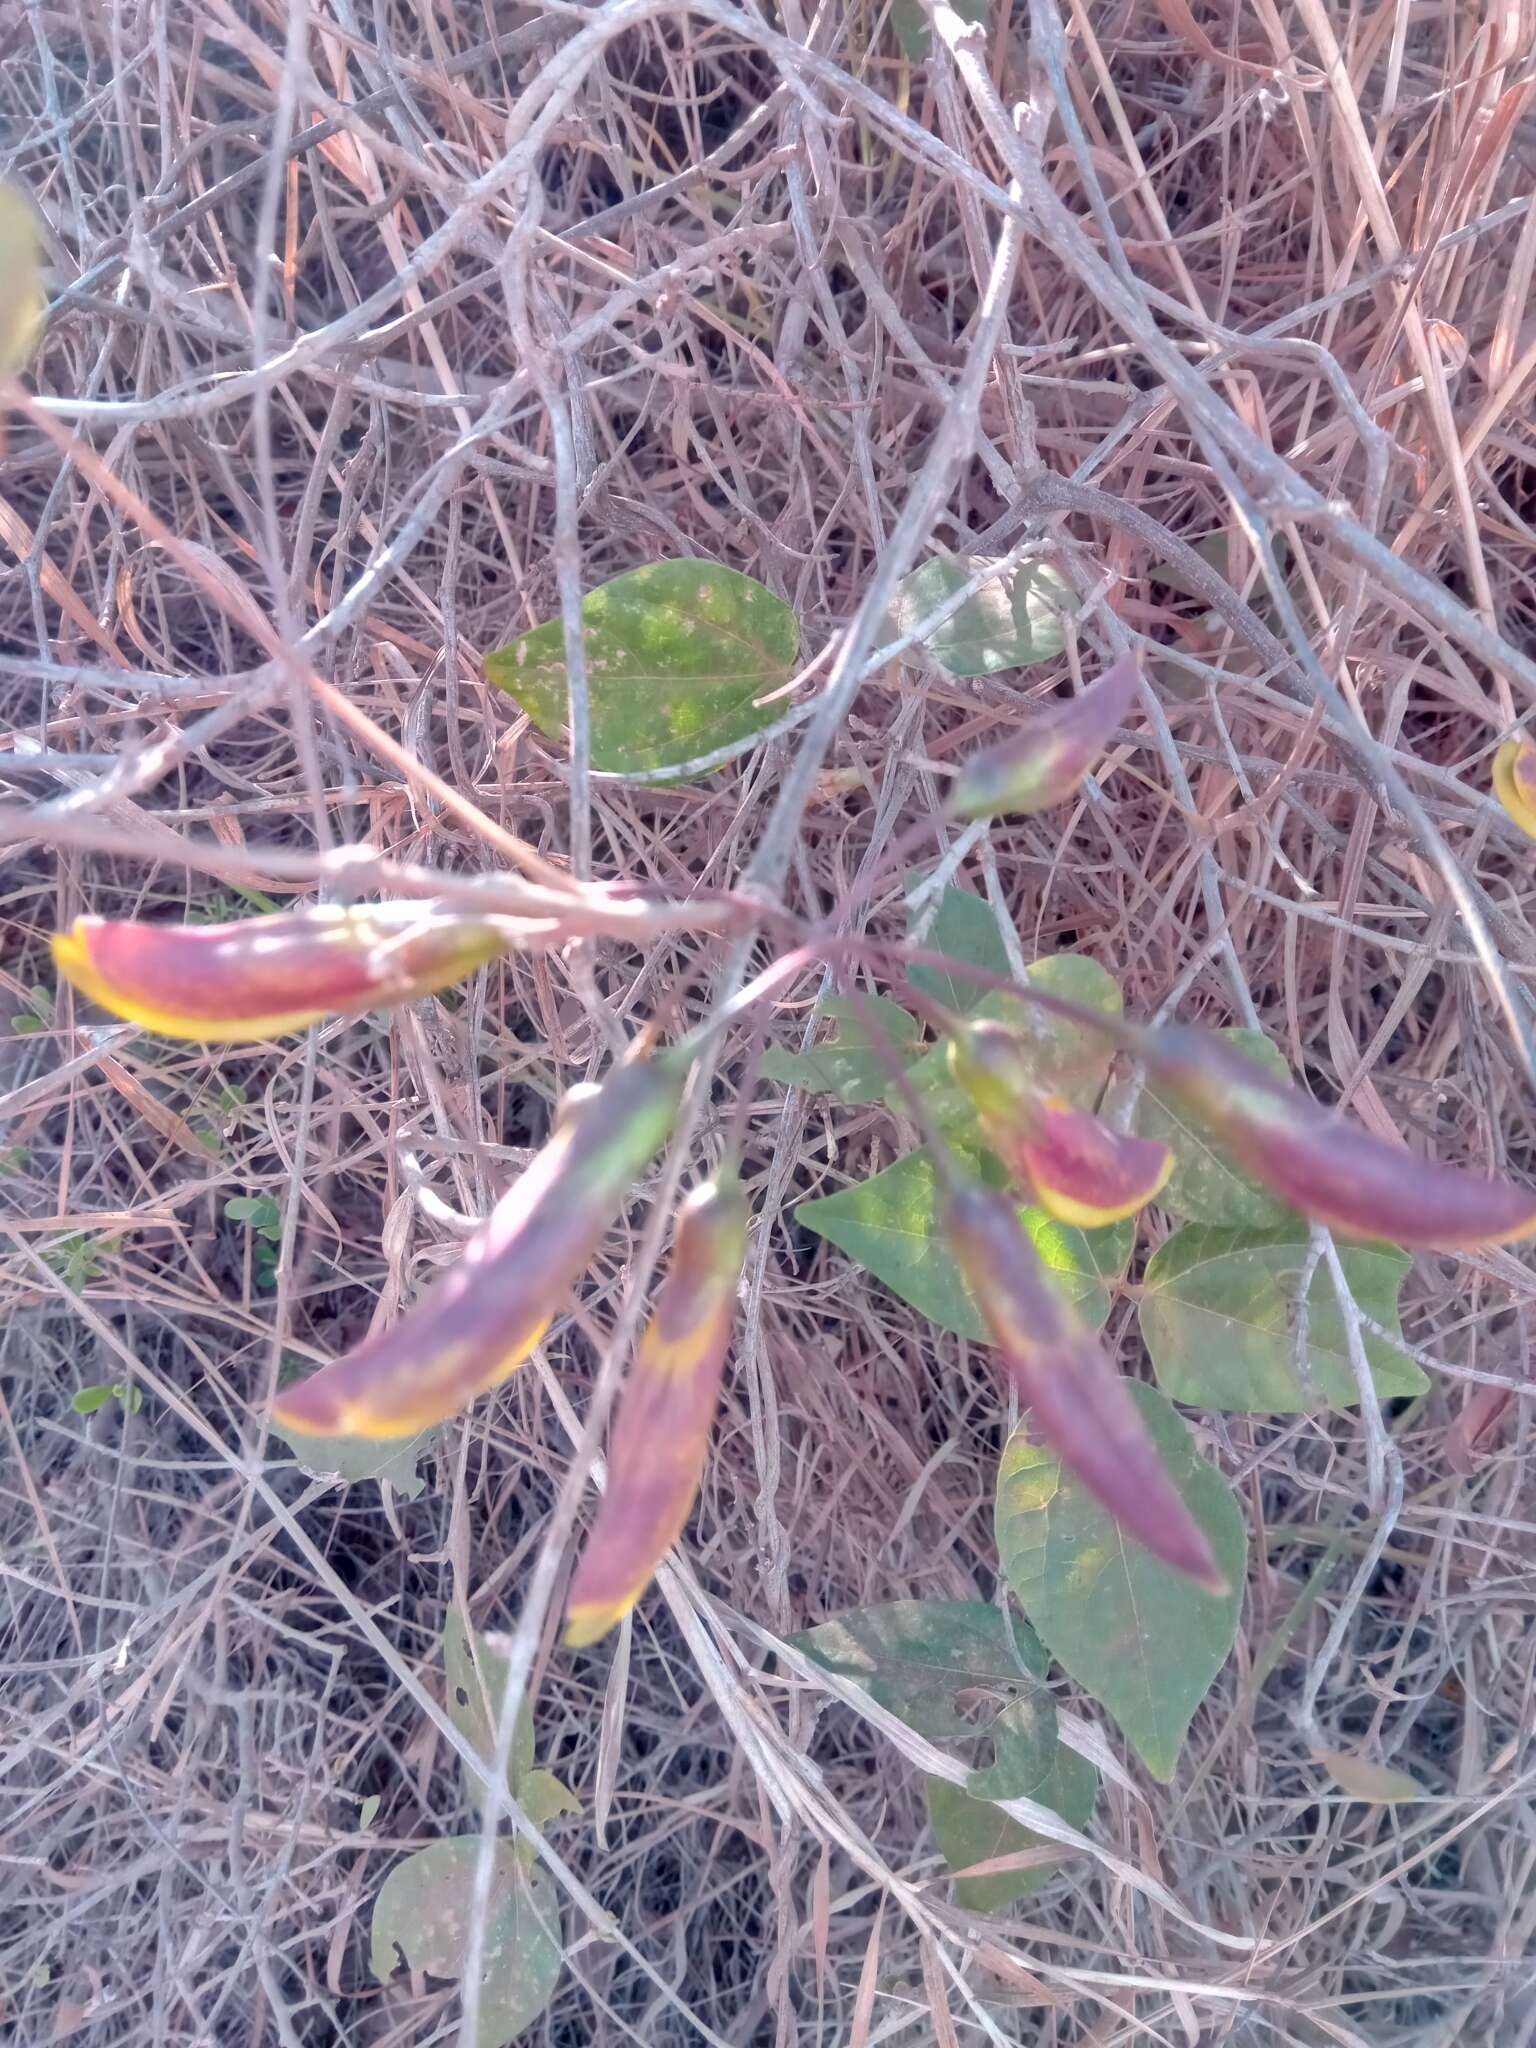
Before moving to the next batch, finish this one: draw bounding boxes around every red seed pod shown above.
[944,1180,1223,1589]
[947,655,1140,821]
[272,1058,685,1440]
[1007,1096,1172,1227]
[949,1023,1170,1226]
[52,904,506,1043]
[564,1177,749,1648]
[1148,1029,1536,1250]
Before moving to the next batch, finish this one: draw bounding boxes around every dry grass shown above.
[3,2,1536,2043]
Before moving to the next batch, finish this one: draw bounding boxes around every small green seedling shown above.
[72,1382,143,1416]
[227,1192,283,1287]
[11,984,51,1035]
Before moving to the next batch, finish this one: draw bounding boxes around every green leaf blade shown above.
[887,555,1073,676]
[760,995,920,1103]
[791,1600,1073,1805]
[788,1599,1047,1745]
[269,1417,435,1500]
[1139,1224,1423,1413]
[370,1840,561,2047]
[925,1736,1096,1911]
[901,949,1123,1144]
[890,0,990,60]
[905,881,1012,1015]
[796,1147,1131,1338]
[995,1381,1244,1781]
[485,560,798,778]
[0,182,44,375]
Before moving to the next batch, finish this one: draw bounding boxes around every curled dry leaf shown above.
[1316,1749,1423,1804]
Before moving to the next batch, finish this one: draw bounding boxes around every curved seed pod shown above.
[944,1180,1223,1589]
[1008,1097,1171,1227]
[947,654,1139,821]
[1493,737,1536,840]
[949,1024,1170,1225]
[565,1177,749,1648]
[272,1057,685,1439]
[1148,1028,1536,1249]
[52,904,506,1043]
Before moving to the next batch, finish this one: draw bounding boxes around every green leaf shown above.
[1317,1749,1423,1803]
[71,1384,113,1416]
[1005,954,1124,1107]
[760,996,921,1104]
[797,1146,1131,1337]
[964,1688,1056,1801]
[226,1193,282,1240]
[444,1615,524,1785]
[886,555,1073,676]
[905,882,1011,1014]
[1131,1027,1292,1225]
[370,1841,561,2048]
[484,560,798,779]
[269,1418,435,1501]
[789,1600,1067,1796]
[359,1793,381,1829]
[441,1615,575,1834]
[789,1599,1045,1744]
[890,0,990,60]
[518,1769,580,1832]
[925,1736,1096,1911]
[1138,1226,1424,1413]
[996,1381,1245,1781]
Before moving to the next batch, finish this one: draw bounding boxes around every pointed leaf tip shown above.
[996,1381,1245,1780]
